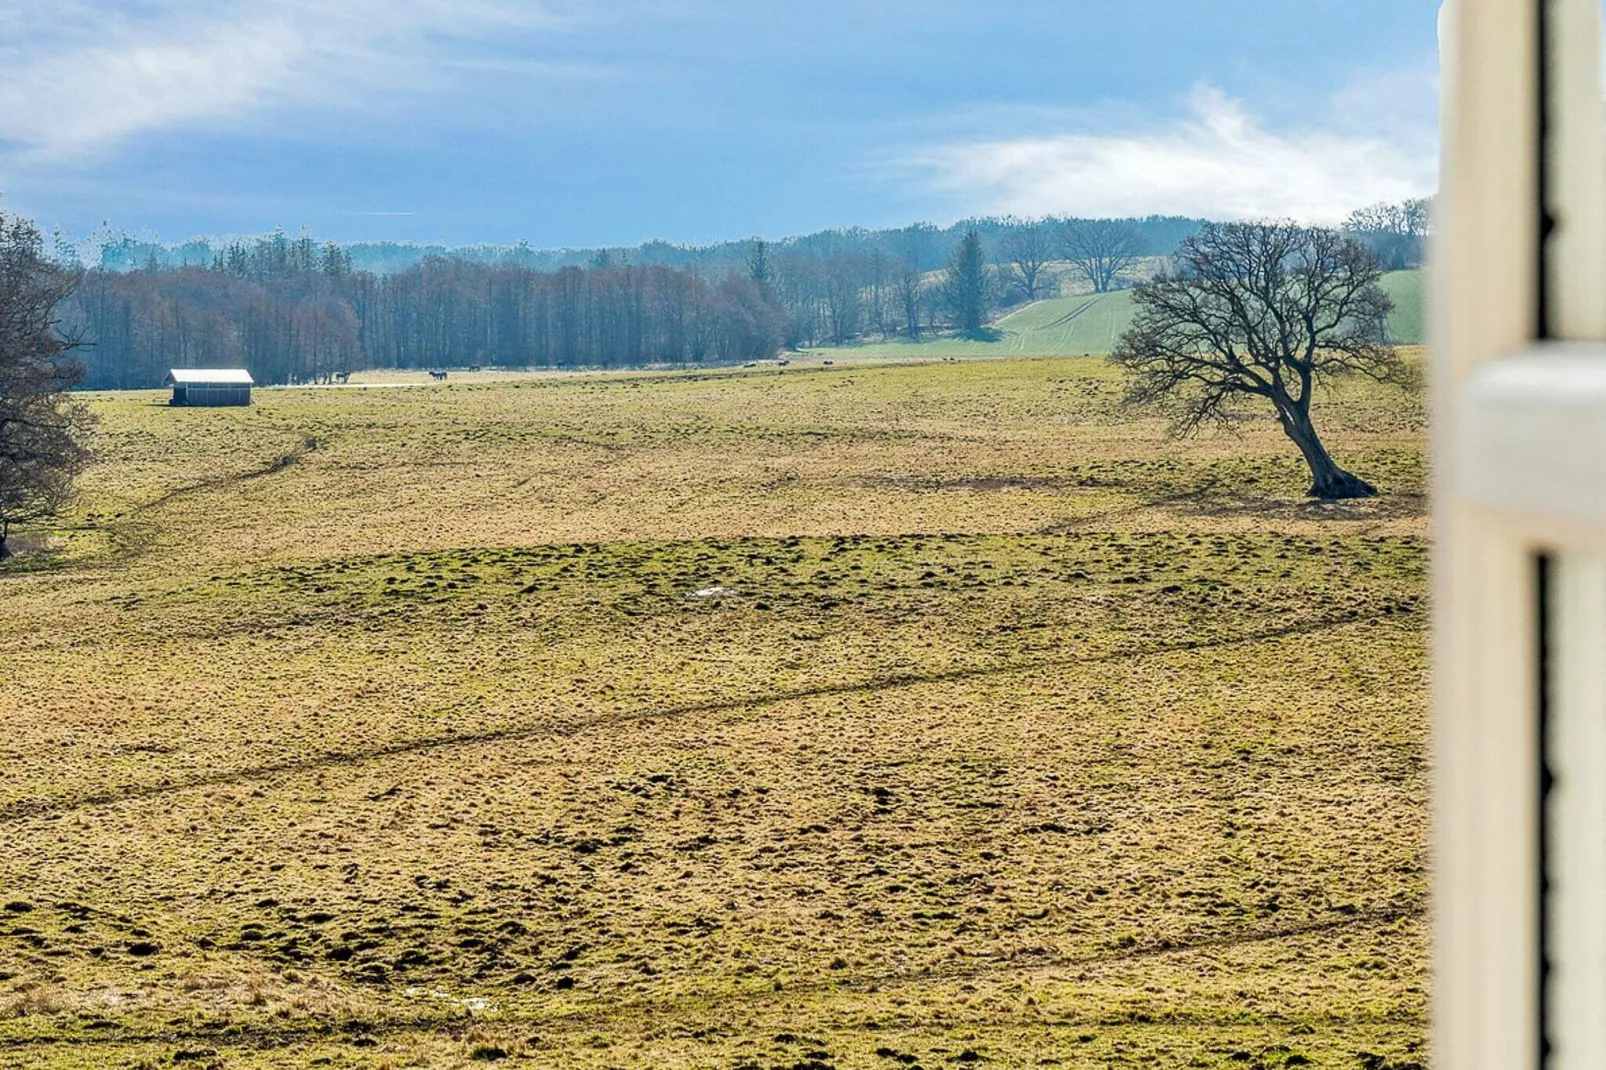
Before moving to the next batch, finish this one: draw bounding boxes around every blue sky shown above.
[0,1,1441,248]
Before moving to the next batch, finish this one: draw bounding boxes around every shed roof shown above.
[166,369,254,386]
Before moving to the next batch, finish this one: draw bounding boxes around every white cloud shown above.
[0,0,581,162]
[896,84,1438,223]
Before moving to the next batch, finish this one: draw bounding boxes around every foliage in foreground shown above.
[0,211,93,557]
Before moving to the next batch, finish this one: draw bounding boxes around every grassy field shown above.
[810,271,1424,360]
[0,354,1428,1069]
[1377,272,1424,346]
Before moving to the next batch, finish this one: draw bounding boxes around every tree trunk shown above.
[1279,408,1377,499]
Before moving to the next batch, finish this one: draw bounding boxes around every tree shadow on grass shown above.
[0,534,73,576]
[1171,483,1428,524]
[1037,472,1428,532]
[957,327,1005,343]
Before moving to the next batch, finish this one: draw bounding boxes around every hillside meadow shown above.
[0,354,1428,1069]
[810,271,1424,361]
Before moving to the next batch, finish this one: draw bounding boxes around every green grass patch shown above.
[813,270,1424,360]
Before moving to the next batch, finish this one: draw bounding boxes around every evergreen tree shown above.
[940,229,990,333]
[746,238,774,287]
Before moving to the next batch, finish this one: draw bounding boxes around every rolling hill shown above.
[1379,268,1424,344]
[808,269,1425,360]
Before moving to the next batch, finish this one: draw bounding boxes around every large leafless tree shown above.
[1111,221,1404,500]
[1061,218,1141,293]
[0,212,94,557]
[823,255,866,344]
[999,223,1057,303]
[894,257,925,339]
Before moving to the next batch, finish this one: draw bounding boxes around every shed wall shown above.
[172,385,252,406]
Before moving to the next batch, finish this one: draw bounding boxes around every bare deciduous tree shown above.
[0,212,94,558]
[998,224,1057,303]
[1111,221,1405,500]
[894,258,925,340]
[1342,197,1432,270]
[865,249,893,339]
[1061,218,1141,293]
[823,255,865,344]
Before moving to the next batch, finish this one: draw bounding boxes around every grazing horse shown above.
[429,370,448,381]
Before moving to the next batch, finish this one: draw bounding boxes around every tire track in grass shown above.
[129,434,317,516]
[53,435,322,574]
[513,903,1427,1041]
[1032,297,1100,332]
[0,902,1425,1053]
[0,609,1420,824]
[0,441,318,580]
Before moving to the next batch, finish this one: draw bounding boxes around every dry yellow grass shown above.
[0,354,1427,1069]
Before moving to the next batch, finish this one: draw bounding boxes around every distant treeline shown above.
[64,235,782,389]
[89,215,1208,277]
[56,204,1428,389]
[62,216,1207,387]
[1340,198,1430,271]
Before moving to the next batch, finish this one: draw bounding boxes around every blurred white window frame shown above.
[1437,1,1606,1068]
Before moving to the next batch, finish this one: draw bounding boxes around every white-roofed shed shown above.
[165,369,254,406]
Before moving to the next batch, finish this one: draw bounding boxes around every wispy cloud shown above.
[0,0,587,163]
[892,83,1437,223]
